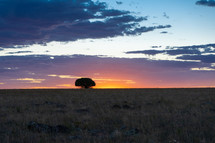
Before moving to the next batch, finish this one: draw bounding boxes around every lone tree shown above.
[75,78,96,89]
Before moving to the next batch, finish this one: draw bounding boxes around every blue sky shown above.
[107,0,215,46]
[1,0,215,56]
[0,0,215,88]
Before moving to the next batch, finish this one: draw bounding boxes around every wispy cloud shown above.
[163,12,170,19]
[126,44,215,63]
[126,44,215,55]
[6,51,33,55]
[14,78,45,83]
[126,50,164,55]
[191,67,215,71]
[177,55,215,63]
[48,74,81,79]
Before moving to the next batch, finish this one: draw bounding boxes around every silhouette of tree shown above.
[75,78,96,89]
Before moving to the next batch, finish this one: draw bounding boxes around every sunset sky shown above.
[0,0,215,89]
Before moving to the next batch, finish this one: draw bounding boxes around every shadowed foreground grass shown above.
[0,88,215,143]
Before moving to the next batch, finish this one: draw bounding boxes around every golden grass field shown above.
[0,88,215,143]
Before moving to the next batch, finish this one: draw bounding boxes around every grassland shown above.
[0,88,215,143]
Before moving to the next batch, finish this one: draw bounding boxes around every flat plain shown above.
[0,88,215,143]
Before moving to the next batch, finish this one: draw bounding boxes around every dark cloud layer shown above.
[1,55,213,89]
[0,0,171,48]
[196,0,215,7]
[0,55,200,78]
[0,55,199,74]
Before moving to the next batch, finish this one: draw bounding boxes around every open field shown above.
[0,88,215,143]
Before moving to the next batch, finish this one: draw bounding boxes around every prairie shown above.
[0,88,215,143]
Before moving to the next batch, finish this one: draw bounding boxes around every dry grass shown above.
[0,88,215,143]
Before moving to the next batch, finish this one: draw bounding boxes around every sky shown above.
[0,0,215,89]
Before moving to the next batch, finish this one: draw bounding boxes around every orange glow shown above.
[56,84,72,87]
[46,73,139,89]
[95,83,130,89]
[93,78,137,89]
[18,68,215,89]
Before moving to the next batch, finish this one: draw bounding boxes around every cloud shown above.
[126,43,215,56]
[14,78,45,83]
[116,1,123,5]
[163,12,170,19]
[125,25,171,35]
[0,0,171,48]
[191,67,215,71]
[6,51,33,54]
[126,49,201,56]
[48,74,81,79]
[196,0,215,7]
[160,31,168,34]
[177,54,215,63]
[166,49,201,55]
[126,50,164,55]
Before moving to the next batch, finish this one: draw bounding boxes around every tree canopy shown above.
[75,78,96,89]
